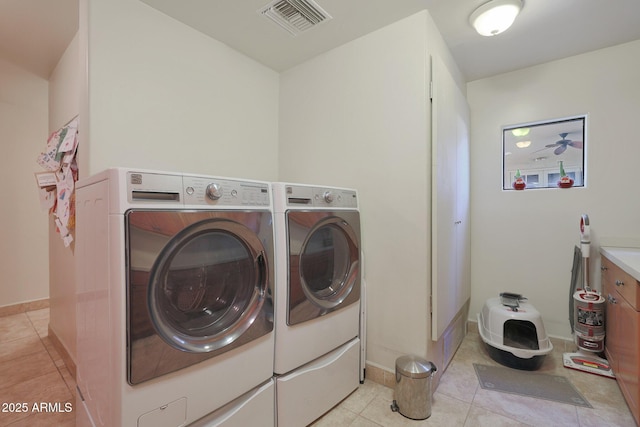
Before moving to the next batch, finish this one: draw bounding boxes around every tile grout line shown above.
[461,381,481,427]
[26,310,76,398]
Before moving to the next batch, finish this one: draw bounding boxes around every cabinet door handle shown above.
[615,279,624,287]
[607,294,617,304]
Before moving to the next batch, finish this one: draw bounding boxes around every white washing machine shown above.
[75,168,275,427]
[272,183,362,427]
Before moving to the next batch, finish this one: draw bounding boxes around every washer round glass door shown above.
[148,218,268,353]
[287,211,361,325]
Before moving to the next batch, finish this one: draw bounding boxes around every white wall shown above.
[80,0,279,180]
[48,33,80,359]
[32,0,281,361]
[49,34,80,133]
[0,59,49,308]
[468,40,640,339]
[280,11,465,371]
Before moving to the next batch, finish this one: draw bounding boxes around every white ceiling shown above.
[3,0,640,81]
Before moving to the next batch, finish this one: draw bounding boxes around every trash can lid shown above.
[396,355,437,379]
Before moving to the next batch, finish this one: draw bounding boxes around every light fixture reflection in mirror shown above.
[503,116,586,190]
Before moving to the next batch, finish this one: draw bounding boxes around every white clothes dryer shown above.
[272,183,362,427]
[75,168,275,427]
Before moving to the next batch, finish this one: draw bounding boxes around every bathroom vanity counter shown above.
[601,246,640,282]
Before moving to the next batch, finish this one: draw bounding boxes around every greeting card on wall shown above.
[35,117,78,247]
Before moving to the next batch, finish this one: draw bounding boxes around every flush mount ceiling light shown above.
[470,0,523,37]
[516,140,531,148]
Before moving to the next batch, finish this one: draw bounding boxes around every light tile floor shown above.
[0,309,635,426]
[0,308,75,426]
[314,328,636,427]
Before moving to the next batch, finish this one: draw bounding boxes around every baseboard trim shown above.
[48,325,77,380]
[364,363,395,389]
[0,298,49,318]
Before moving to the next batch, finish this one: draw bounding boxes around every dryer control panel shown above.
[285,185,358,208]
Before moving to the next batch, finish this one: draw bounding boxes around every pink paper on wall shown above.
[36,117,78,247]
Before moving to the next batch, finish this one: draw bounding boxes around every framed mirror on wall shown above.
[503,115,586,190]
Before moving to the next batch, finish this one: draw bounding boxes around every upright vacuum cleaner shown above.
[562,214,615,378]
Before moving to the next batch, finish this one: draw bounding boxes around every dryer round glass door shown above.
[287,211,361,325]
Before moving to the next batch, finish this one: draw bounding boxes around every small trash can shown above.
[390,355,437,420]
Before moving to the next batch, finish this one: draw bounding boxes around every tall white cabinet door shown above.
[431,55,471,341]
[455,94,471,326]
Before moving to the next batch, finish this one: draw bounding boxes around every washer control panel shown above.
[126,171,270,207]
[183,176,270,207]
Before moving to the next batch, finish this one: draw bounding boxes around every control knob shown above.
[323,191,334,203]
[206,183,222,200]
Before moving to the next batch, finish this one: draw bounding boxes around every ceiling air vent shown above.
[259,0,332,36]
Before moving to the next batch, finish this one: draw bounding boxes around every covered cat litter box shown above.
[477,293,553,370]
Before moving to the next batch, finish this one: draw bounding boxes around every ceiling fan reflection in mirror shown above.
[545,132,583,155]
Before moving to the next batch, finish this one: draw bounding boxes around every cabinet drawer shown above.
[602,255,640,309]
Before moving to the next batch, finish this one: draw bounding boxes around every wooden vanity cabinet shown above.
[602,255,640,426]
